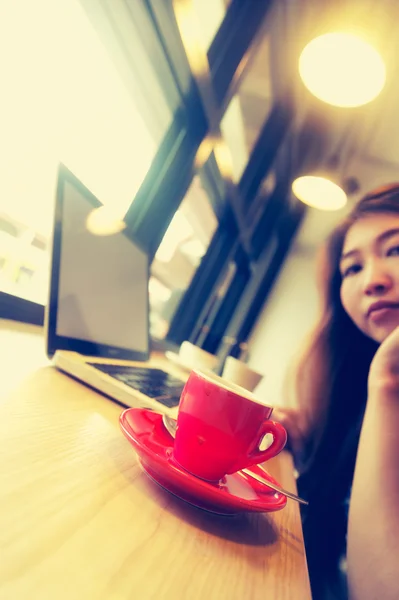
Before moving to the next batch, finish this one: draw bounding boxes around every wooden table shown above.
[0,319,311,600]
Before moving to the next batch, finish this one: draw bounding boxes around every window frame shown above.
[1,0,304,353]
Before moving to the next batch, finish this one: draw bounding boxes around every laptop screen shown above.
[46,165,150,360]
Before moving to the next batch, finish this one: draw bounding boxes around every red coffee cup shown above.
[173,370,287,482]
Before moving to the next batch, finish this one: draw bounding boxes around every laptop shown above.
[45,164,185,414]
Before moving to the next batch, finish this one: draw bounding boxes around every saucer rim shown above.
[120,408,287,514]
[140,460,239,516]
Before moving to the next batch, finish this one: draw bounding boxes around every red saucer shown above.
[119,408,287,515]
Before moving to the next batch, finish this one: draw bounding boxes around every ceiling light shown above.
[86,206,126,236]
[292,176,347,211]
[299,32,386,107]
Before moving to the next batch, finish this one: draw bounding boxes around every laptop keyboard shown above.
[88,363,184,408]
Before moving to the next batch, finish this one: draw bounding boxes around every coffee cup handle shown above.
[231,420,287,473]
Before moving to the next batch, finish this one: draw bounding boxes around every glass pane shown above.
[0,0,173,304]
[0,217,49,304]
[220,28,272,182]
[193,260,237,346]
[246,169,277,230]
[192,0,230,49]
[150,175,218,339]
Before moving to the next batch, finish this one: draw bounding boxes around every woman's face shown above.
[340,213,399,343]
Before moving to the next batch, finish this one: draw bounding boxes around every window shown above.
[1,0,293,350]
[0,0,174,304]
[0,217,48,304]
[192,0,230,49]
[220,28,272,182]
[193,260,237,346]
[149,175,218,339]
[246,169,277,229]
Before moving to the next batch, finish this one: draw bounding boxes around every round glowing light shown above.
[292,176,347,211]
[86,206,126,236]
[299,33,386,107]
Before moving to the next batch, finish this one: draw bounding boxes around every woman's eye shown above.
[342,264,361,278]
[387,245,399,257]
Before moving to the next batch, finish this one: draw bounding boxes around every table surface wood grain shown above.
[0,319,311,600]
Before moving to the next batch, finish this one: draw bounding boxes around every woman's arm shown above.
[347,333,399,600]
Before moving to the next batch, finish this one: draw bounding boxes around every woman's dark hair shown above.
[295,183,399,598]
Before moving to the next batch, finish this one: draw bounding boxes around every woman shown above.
[275,183,399,599]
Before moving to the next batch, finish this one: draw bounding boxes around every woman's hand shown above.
[272,407,307,463]
[368,325,399,394]
[348,325,399,600]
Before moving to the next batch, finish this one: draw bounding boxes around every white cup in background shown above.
[222,356,264,392]
[178,341,219,372]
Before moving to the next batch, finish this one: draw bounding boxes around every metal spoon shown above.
[162,414,308,506]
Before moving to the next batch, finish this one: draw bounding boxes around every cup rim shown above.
[193,369,273,409]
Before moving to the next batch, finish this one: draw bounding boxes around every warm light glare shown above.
[174,1,208,77]
[299,33,386,107]
[214,139,234,180]
[292,176,347,211]
[194,137,216,168]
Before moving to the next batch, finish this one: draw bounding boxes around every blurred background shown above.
[0,0,397,403]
